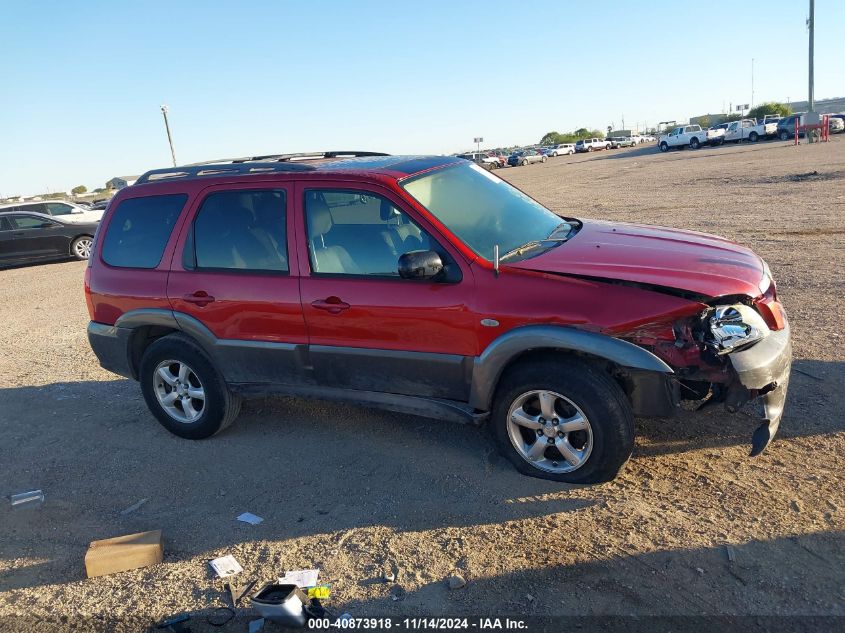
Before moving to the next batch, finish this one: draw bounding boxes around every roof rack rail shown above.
[135,151,390,185]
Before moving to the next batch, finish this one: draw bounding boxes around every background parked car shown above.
[658,124,722,151]
[549,143,575,156]
[456,152,500,169]
[828,116,844,134]
[608,137,636,149]
[723,118,778,143]
[0,211,97,267]
[0,200,103,223]
[508,149,546,166]
[575,138,611,152]
[776,114,805,140]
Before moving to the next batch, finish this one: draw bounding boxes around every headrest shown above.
[308,196,333,237]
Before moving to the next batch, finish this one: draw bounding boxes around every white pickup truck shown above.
[657,124,723,151]
[723,118,778,143]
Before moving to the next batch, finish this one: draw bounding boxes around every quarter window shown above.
[190,190,288,272]
[102,194,186,268]
[46,202,74,216]
[304,190,433,276]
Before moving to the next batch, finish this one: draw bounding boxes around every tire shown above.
[521,160,528,166]
[587,146,593,152]
[541,156,547,163]
[689,137,700,150]
[139,333,241,439]
[779,130,790,141]
[659,142,668,152]
[70,235,93,260]
[749,132,759,142]
[491,359,634,484]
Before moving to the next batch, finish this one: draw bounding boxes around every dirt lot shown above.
[1,138,843,630]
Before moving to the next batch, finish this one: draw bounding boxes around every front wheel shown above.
[491,360,634,483]
[779,130,790,141]
[139,333,241,439]
[541,156,547,163]
[521,160,528,166]
[659,142,669,152]
[71,235,93,260]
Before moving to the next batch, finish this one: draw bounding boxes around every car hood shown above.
[508,219,765,298]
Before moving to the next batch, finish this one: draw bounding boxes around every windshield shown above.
[401,162,571,261]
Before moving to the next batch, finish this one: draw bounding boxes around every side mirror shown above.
[398,250,444,280]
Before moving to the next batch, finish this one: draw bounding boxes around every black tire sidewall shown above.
[491,360,634,484]
[139,335,232,439]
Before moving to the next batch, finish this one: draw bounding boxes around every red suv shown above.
[86,152,791,484]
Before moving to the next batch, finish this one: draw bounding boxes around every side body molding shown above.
[469,325,673,411]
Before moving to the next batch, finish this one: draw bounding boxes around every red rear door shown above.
[167,182,308,385]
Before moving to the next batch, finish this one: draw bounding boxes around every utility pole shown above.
[160,105,177,167]
[808,0,815,112]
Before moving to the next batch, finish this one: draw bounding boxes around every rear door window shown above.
[46,202,75,216]
[188,190,288,272]
[102,194,187,268]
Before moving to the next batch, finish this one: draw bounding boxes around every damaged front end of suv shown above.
[628,270,791,455]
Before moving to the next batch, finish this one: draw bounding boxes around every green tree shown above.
[71,185,87,195]
[747,101,791,122]
[540,131,564,146]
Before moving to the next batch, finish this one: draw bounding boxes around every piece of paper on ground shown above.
[209,554,243,578]
[279,568,319,587]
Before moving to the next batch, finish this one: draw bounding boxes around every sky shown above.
[1,0,843,196]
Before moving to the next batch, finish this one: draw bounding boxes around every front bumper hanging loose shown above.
[724,325,792,456]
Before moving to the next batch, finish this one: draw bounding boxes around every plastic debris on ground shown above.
[119,498,148,516]
[10,490,44,508]
[209,554,243,578]
[236,512,264,525]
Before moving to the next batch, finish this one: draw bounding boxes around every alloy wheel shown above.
[153,359,206,423]
[506,389,593,474]
[74,238,93,259]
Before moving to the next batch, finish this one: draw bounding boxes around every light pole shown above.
[160,105,177,167]
[808,0,815,112]
[751,58,755,108]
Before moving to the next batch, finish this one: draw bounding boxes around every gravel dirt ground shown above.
[1,138,843,631]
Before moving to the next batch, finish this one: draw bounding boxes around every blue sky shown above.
[1,0,842,196]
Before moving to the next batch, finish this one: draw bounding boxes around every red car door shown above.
[293,180,478,401]
[167,183,309,385]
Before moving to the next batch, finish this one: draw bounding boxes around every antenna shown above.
[493,245,500,277]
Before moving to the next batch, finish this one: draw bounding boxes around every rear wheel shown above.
[690,137,700,150]
[541,155,547,163]
[491,360,634,483]
[70,235,93,260]
[521,159,528,166]
[749,132,759,142]
[139,333,241,439]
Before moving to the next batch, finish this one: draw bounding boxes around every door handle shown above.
[183,291,215,306]
[311,297,350,314]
